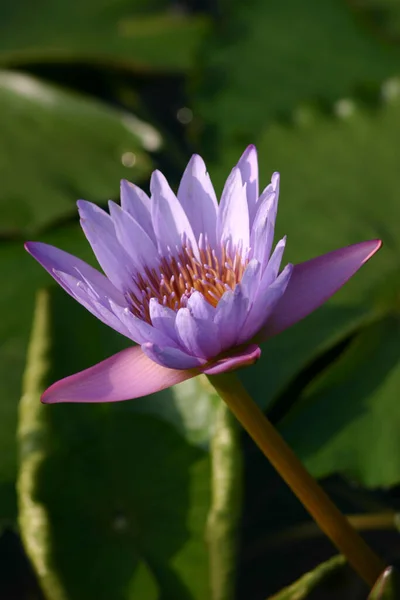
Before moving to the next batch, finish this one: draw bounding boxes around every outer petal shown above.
[149,298,178,340]
[110,302,179,348]
[24,242,131,338]
[77,200,133,291]
[214,285,249,351]
[120,179,155,242]
[142,343,206,370]
[186,290,215,320]
[175,307,221,358]
[108,200,158,270]
[250,190,278,267]
[217,167,250,251]
[177,154,218,247]
[236,145,259,226]
[150,170,198,256]
[238,263,293,344]
[202,344,261,375]
[261,240,382,339]
[42,346,196,403]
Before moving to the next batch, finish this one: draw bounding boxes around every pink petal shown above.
[260,240,382,340]
[42,346,196,404]
[203,344,261,375]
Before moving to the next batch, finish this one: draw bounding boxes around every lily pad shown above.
[281,316,400,488]
[194,0,400,140]
[0,0,208,72]
[0,70,157,236]
[18,287,213,600]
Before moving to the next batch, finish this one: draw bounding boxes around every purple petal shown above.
[142,343,206,370]
[150,170,198,256]
[177,154,218,247]
[77,200,133,291]
[214,285,249,351]
[238,263,293,344]
[236,145,259,226]
[250,191,278,267]
[108,201,158,270]
[149,298,178,340]
[217,167,250,251]
[261,240,382,339]
[53,270,132,338]
[120,179,155,242]
[186,291,215,320]
[42,346,196,403]
[110,302,179,347]
[261,236,287,287]
[25,242,131,337]
[240,259,261,302]
[175,307,221,358]
[203,344,261,375]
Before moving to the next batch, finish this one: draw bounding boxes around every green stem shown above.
[206,399,242,600]
[208,371,386,589]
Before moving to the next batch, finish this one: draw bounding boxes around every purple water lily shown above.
[25,146,381,403]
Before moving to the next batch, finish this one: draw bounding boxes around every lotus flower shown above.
[25,146,381,403]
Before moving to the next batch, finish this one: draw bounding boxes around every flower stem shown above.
[208,371,386,588]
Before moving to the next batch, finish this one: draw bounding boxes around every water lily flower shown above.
[25,146,381,403]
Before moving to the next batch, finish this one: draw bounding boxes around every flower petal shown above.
[186,290,215,320]
[142,342,206,370]
[175,307,221,358]
[239,263,293,343]
[24,242,131,337]
[177,154,218,247]
[217,167,250,251]
[77,200,133,291]
[214,285,249,351]
[108,200,158,270]
[149,298,178,340]
[202,344,261,375]
[261,240,382,339]
[53,270,132,338]
[42,346,196,403]
[240,259,261,302]
[236,145,259,226]
[150,170,198,255]
[120,179,155,242]
[250,190,278,267]
[110,302,178,347]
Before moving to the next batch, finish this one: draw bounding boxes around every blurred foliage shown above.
[0,0,399,598]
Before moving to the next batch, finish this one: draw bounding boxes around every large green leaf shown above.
[281,316,400,488]
[0,70,157,236]
[18,288,212,600]
[195,0,400,140]
[0,0,208,72]
[0,226,88,522]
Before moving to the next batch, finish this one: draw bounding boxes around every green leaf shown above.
[368,567,400,599]
[281,316,400,487]
[18,287,213,599]
[0,0,208,72]
[0,225,104,523]
[195,0,400,139]
[267,555,346,599]
[0,70,156,236]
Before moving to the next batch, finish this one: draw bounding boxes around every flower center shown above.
[128,238,249,323]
